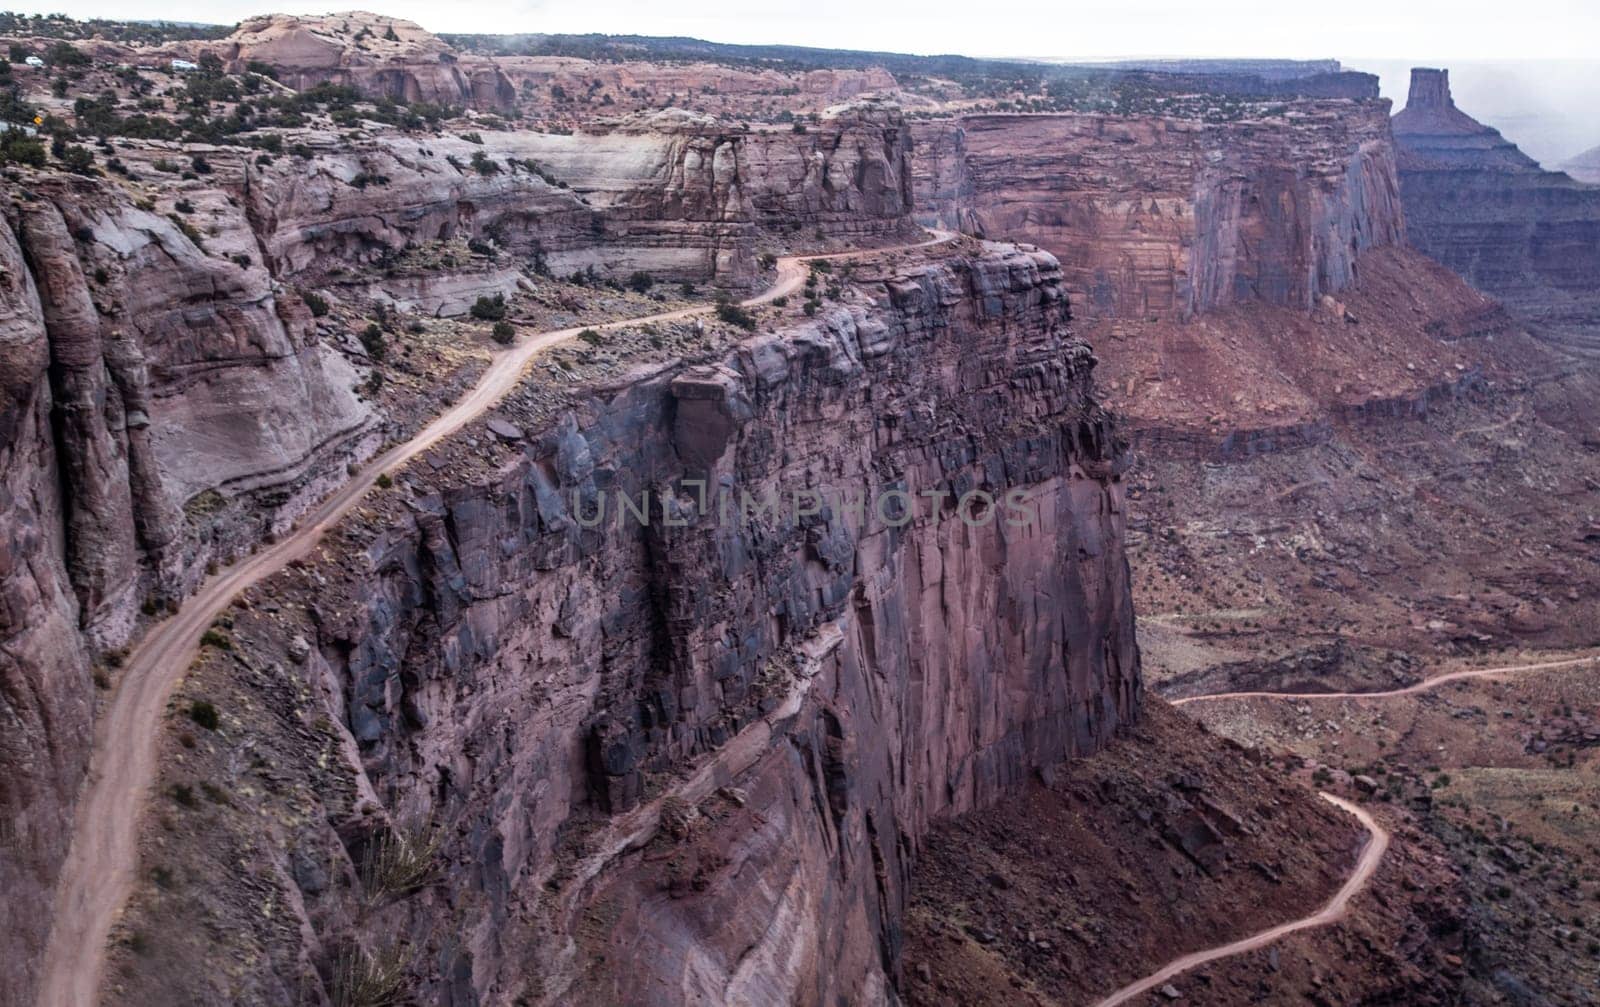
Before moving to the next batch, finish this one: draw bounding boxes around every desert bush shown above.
[359,825,442,903]
[469,293,507,321]
[187,699,220,730]
[329,944,409,1007]
[491,320,515,344]
[716,302,756,330]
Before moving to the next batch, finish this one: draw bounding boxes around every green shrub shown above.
[491,320,515,345]
[626,271,653,293]
[716,302,756,330]
[199,627,231,650]
[469,293,506,321]
[303,290,330,317]
[188,699,220,730]
[374,472,393,490]
[359,323,386,361]
[577,328,603,346]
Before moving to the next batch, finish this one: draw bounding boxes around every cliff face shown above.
[109,244,1140,1006]
[1393,68,1600,354]
[912,101,1405,321]
[0,176,371,998]
[246,100,916,292]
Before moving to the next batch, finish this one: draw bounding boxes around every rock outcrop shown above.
[913,100,1405,321]
[1393,68,1600,354]
[245,100,916,292]
[216,13,517,110]
[108,244,1140,1006]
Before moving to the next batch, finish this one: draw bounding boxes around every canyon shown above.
[2,11,1598,1007]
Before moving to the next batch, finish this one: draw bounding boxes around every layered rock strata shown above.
[0,175,369,1001]
[1393,68,1600,354]
[245,100,916,291]
[109,244,1141,1006]
[912,99,1405,321]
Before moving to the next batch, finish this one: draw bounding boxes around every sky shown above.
[6,0,1600,61]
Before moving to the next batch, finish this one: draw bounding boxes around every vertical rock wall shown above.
[911,102,1406,320]
[107,245,1140,1006]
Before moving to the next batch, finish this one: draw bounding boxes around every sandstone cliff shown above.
[244,100,917,295]
[107,243,1140,1005]
[913,100,1405,321]
[1393,68,1600,354]
[0,175,371,1000]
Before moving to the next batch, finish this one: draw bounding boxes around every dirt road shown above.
[1089,793,1390,1007]
[1171,653,1600,707]
[35,230,953,1007]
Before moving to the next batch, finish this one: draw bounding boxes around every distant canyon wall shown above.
[1393,68,1600,355]
[911,100,1406,321]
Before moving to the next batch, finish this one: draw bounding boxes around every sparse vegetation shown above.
[187,700,220,731]
[716,302,757,330]
[491,320,515,344]
[469,293,507,321]
[329,944,409,1007]
[359,825,442,903]
[198,628,231,651]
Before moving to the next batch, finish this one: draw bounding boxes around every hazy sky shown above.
[7,0,1600,61]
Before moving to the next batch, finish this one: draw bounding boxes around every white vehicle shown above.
[23,56,44,68]
[170,58,200,73]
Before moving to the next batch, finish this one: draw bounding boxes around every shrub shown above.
[577,328,602,346]
[169,783,198,808]
[199,628,231,650]
[302,290,330,317]
[469,293,506,321]
[359,825,441,903]
[359,323,386,361]
[329,944,409,1007]
[0,131,46,168]
[491,321,515,344]
[803,299,819,316]
[772,295,788,307]
[459,131,484,144]
[173,197,194,213]
[190,154,211,174]
[626,271,653,293]
[188,699,220,730]
[716,302,756,330]
[374,472,393,490]
[468,150,498,175]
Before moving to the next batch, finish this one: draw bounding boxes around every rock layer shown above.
[912,101,1405,321]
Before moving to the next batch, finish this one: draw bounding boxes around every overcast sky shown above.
[7,0,1600,61]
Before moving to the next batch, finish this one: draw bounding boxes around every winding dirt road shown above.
[35,231,953,1007]
[1171,653,1600,707]
[1090,793,1389,1007]
[1087,652,1600,1004]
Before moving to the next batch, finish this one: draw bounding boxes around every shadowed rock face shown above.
[1393,67,1600,355]
[105,245,1140,1006]
[912,100,1405,321]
